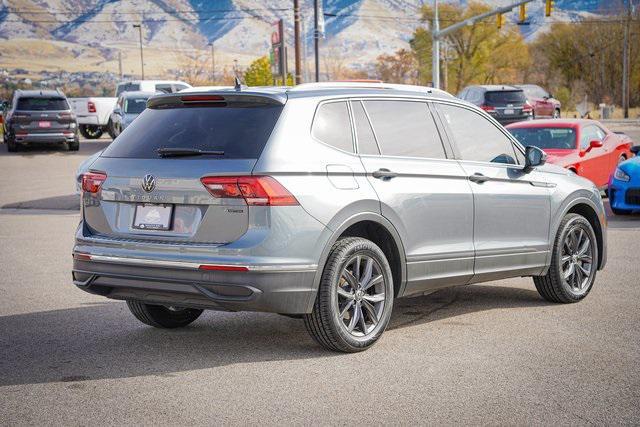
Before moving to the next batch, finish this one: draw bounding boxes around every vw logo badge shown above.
[141,174,155,193]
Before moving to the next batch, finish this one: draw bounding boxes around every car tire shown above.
[126,300,203,328]
[107,119,117,139]
[79,124,103,139]
[533,213,598,303]
[6,135,18,152]
[68,138,80,151]
[304,237,394,352]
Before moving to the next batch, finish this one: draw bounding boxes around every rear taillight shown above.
[480,104,495,112]
[82,171,107,194]
[58,112,74,119]
[87,101,96,113]
[12,113,30,119]
[201,176,299,206]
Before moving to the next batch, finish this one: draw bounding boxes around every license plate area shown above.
[503,109,515,115]
[38,121,51,128]
[133,204,173,230]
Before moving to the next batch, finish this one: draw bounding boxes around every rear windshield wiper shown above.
[157,148,225,157]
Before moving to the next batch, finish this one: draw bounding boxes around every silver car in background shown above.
[73,82,607,352]
[108,91,156,138]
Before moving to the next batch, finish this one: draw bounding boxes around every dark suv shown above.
[457,85,533,125]
[2,89,79,152]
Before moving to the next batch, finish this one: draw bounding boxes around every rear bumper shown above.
[494,115,532,125]
[16,132,77,143]
[72,257,318,314]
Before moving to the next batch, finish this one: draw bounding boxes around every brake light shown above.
[480,104,495,112]
[58,111,73,119]
[87,101,96,113]
[82,171,107,193]
[201,176,299,206]
[181,95,225,102]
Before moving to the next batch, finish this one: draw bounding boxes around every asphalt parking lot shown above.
[1,130,639,424]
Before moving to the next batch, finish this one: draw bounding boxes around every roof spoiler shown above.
[147,91,287,109]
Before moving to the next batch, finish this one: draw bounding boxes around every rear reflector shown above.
[199,264,249,272]
[82,171,107,193]
[73,253,91,261]
[201,176,299,206]
[480,105,495,112]
[87,101,96,113]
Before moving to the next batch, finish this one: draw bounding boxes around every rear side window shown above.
[312,102,353,153]
[155,84,173,94]
[364,100,446,159]
[102,104,283,159]
[351,101,379,155]
[484,91,525,105]
[438,104,519,165]
[17,97,68,111]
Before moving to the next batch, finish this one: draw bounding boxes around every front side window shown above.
[363,100,446,159]
[509,127,576,150]
[438,103,519,165]
[116,83,140,96]
[312,101,353,153]
[580,125,603,149]
[155,84,173,94]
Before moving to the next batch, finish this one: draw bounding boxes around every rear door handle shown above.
[372,168,398,179]
[469,173,489,183]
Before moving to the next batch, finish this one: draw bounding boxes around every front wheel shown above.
[304,237,394,352]
[126,300,203,328]
[533,213,597,303]
[106,119,117,139]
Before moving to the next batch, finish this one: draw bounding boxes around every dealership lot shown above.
[1,129,639,424]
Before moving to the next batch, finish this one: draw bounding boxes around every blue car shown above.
[609,146,640,215]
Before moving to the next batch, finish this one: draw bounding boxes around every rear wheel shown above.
[533,213,597,303]
[126,300,203,328]
[6,135,18,152]
[304,237,394,352]
[79,124,103,139]
[68,138,79,151]
[107,119,117,139]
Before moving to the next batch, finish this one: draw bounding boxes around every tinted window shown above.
[352,101,379,155]
[509,127,576,150]
[102,104,283,159]
[155,84,173,94]
[438,104,518,164]
[124,97,149,114]
[116,83,140,96]
[312,102,353,152]
[484,90,526,105]
[174,84,189,92]
[364,100,445,159]
[16,97,68,111]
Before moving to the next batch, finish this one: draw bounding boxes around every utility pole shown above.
[210,42,215,83]
[118,51,123,79]
[622,0,631,119]
[294,0,302,84]
[314,0,320,82]
[431,0,535,89]
[132,24,144,80]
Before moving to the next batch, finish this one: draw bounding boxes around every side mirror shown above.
[524,146,546,173]
[113,107,122,115]
[589,139,603,149]
[630,145,640,155]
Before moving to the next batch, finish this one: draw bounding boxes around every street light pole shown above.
[432,0,440,89]
[294,0,302,84]
[132,24,144,80]
[210,42,215,83]
[314,0,320,82]
[622,0,631,119]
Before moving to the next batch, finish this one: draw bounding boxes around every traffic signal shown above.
[519,4,526,23]
[545,0,553,17]
[497,13,503,29]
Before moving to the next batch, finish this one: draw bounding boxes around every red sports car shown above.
[506,119,634,189]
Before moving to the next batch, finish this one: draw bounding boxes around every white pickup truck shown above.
[69,80,191,139]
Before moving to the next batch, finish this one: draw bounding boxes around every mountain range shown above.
[0,0,625,79]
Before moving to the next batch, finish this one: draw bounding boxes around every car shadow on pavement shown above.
[2,194,79,210]
[0,284,550,387]
[0,140,110,158]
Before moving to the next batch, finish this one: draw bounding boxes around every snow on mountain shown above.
[0,0,620,74]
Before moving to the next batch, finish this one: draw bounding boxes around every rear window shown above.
[124,97,149,114]
[17,97,68,111]
[509,127,576,150]
[485,90,526,105]
[116,83,141,96]
[102,104,283,159]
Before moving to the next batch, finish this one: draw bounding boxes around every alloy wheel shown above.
[561,225,593,293]
[336,254,386,337]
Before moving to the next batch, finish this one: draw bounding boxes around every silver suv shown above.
[73,82,607,352]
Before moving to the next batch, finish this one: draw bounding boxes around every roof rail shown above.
[288,81,453,97]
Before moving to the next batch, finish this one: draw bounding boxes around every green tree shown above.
[244,56,273,86]
[411,1,531,93]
